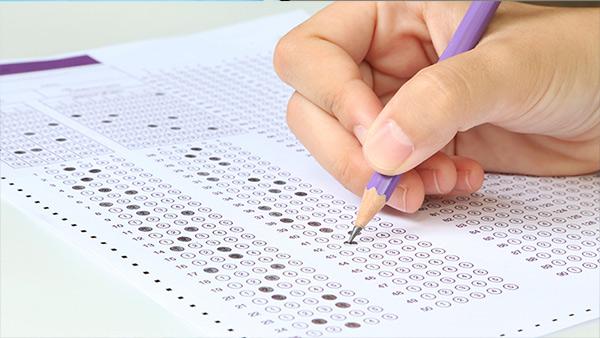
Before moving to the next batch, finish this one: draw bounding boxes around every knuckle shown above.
[320,79,362,127]
[273,34,297,82]
[323,83,347,118]
[413,64,472,120]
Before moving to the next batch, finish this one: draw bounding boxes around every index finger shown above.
[273,2,382,133]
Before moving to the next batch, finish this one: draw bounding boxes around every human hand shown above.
[274,1,600,212]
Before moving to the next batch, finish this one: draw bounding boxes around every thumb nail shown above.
[364,120,414,173]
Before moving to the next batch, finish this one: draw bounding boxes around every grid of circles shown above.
[0,103,111,168]
[0,174,235,332]
[3,172,595,337]
[146,141,519,311]
[142,52,309,156]
[38,155,394,336]
[42,89,243,149]
[422,174,600,277]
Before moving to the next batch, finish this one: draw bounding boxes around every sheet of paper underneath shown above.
[0,11,598,338]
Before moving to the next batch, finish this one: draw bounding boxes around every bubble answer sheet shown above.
[0,11,599,338]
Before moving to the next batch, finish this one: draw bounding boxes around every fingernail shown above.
[420,169,442,194]
[364,120,414,172]
[454,170,473,192]
[353,125,367,144]
[388,184,408,212]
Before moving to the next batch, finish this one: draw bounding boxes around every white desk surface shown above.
[0,2,598,337]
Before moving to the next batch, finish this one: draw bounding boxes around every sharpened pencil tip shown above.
[346,226,362,244]
[355,187,387,231]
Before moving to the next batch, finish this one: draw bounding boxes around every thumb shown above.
[362,46,526,175]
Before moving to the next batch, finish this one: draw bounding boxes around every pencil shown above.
[347,1,501,244]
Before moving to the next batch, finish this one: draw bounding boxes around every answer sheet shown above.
[1,12,598,338]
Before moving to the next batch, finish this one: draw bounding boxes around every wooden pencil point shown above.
[354,187,387,228]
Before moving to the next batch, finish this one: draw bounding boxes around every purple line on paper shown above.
[0,55,100,76]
